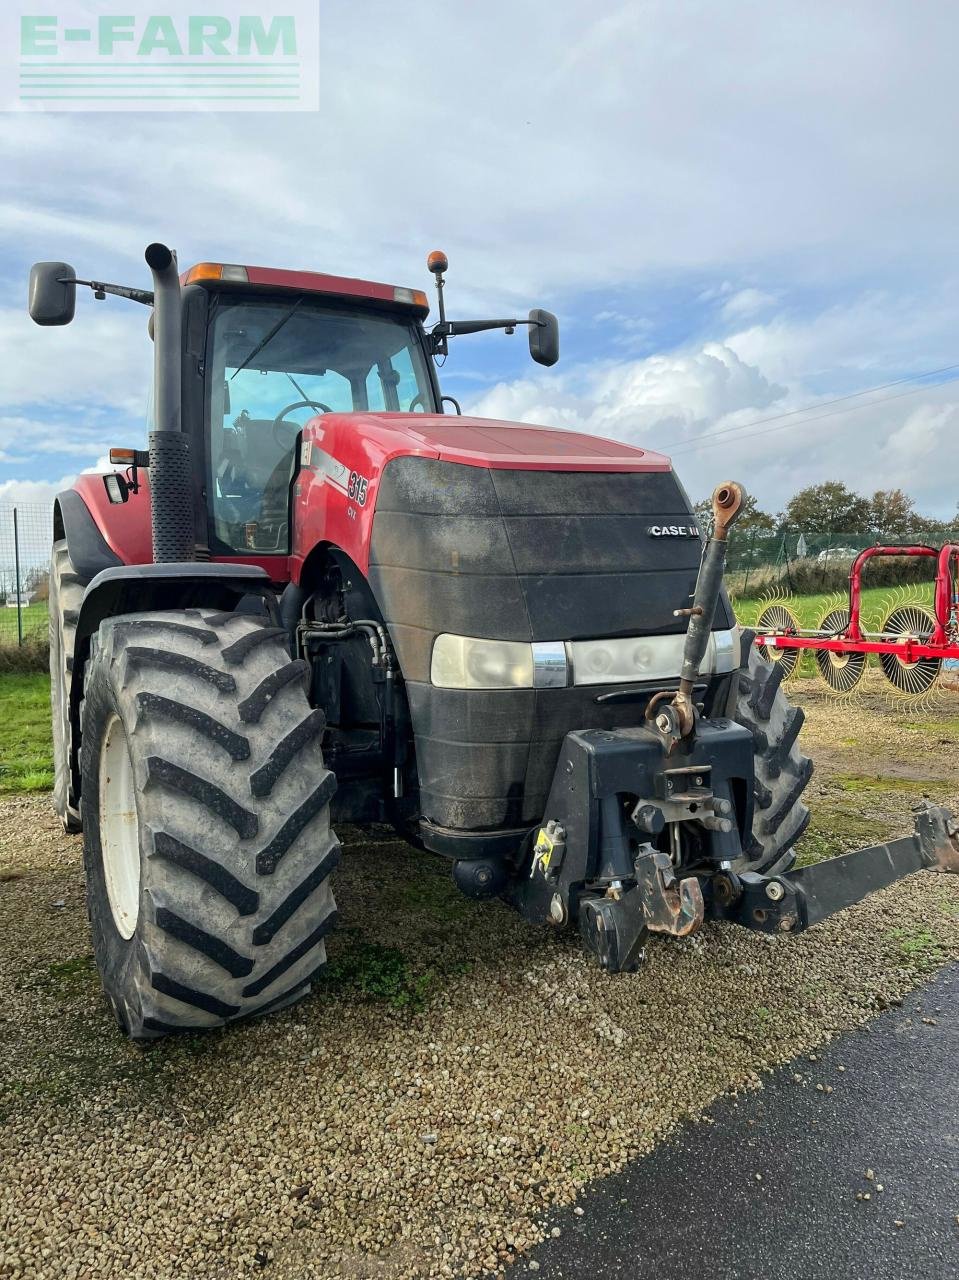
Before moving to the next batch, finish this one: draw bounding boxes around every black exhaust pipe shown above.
[144,242,194,563]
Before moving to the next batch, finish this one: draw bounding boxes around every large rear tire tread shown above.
[734,645,813,876]
[79,609,339,1040]
[49,539,85,832]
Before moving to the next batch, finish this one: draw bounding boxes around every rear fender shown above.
[67,562,278,803]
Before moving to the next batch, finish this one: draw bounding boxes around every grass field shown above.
[735,581,935,629]
[0,673,53,794]
[0,601,48,646]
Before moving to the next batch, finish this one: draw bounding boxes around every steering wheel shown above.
[407,392,429,413]
[272,399,333,445]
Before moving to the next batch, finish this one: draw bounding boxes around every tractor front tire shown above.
[79,609,339,1039]
[734,643,813,876]
[49,539,85,832]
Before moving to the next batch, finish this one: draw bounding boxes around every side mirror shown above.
[29,262,77,326]
[528,308,559,367]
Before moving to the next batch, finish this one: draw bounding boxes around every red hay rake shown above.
[752,544,959,697]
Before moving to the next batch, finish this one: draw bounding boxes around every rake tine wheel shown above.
[878,599,941,696]
[755,597,802,680]
[814,599,867,695]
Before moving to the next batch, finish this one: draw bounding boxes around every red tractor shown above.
[28,244,959,1040]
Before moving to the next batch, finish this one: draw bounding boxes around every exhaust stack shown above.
[144,242,194,563]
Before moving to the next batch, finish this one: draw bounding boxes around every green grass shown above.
[319,935,435,1011]
[796,808,890,866]
[885,925,945,972]
[903,717,959,737]
[0,673,53,794]
[0,601,48,646]
[735,582,935,630]
[832,773,951,796]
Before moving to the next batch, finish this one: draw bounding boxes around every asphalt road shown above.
[527,964,959,1280]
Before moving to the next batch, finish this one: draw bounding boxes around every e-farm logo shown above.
[10,2,319,111]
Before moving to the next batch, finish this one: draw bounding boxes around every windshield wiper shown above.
[286,372,312,403]
[230,297,304,381]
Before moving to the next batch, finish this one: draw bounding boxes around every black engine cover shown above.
[367,457,737,833]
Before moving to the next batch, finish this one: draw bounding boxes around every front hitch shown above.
[515,714,959,972]
[710,804,959,935]
[578,849,706,973]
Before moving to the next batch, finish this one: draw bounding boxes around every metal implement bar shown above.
[844,543,958,643]
[760,634,958,660]
[792,834,930,927]
[713,805,959,935]
[847,544,939,640]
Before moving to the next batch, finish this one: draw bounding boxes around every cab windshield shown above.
[207,296,435,554]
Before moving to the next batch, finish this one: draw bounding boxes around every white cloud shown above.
[0,414,120,461]
[726,289,959,386]
[468,343,784,444]
[3,3,958,524]
[0,473,76,516]
[0,473,76,502]
[3,2,959,303]
[881,403,959,487]
[464,302,959,518]
[0,306,151,418]
[721,289,778,320]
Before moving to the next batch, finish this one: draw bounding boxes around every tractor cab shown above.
[193,272,439,554]
[170,262,439,558]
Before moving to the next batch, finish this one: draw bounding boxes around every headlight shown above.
[430,630,738,689]
[430,635,535,689]
[568,631,737,685]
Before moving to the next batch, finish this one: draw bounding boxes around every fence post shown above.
[780,529,793,594]
[741,526,754,599]
[821,530,834,593]
[13,506,23,646]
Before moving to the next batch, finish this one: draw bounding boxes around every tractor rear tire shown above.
[734,644,813,876]
[79,608,339,1039]
[49,539,85,832]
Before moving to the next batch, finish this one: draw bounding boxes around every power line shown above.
[657,359,959,450]
[668,374,959,458]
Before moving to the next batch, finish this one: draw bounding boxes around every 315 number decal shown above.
[348,470,369,506]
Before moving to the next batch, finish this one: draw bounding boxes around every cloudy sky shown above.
[3,0,958,521]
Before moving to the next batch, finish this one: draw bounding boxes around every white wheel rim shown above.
[99,714,140,939]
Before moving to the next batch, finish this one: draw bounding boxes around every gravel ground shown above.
[1,686,958,1280]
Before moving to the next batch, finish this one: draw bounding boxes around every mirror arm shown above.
[430,317,537,351]
[73,278,155,307]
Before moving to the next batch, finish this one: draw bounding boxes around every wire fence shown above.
[726,526,959,600]
[0,503,53,648]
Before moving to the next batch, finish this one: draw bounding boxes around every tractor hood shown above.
[315,412,673,472]
[366,455,721,681]
[294,412,675,580]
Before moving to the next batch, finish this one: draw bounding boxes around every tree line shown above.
[694,483,958,542]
